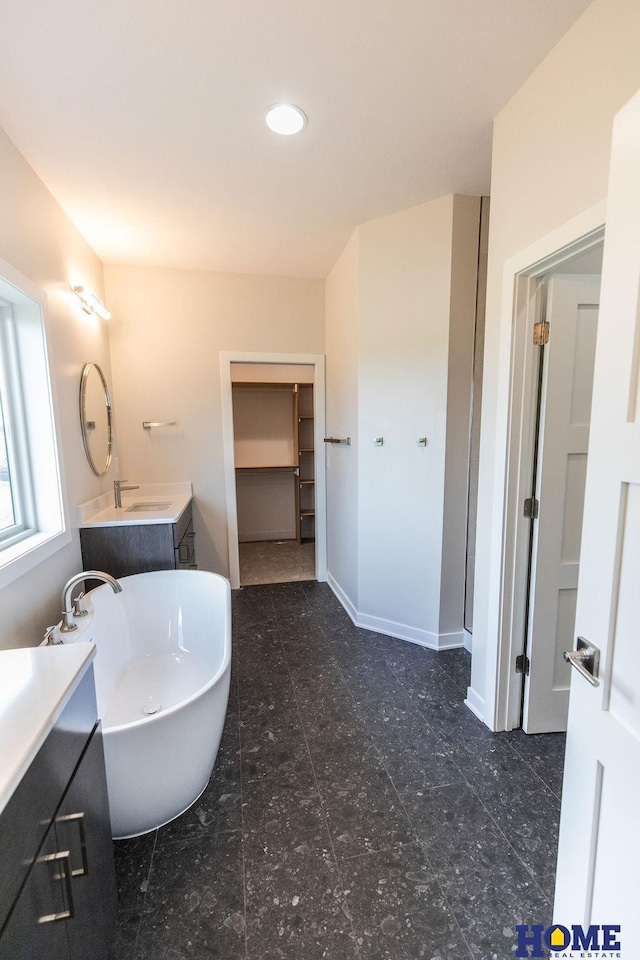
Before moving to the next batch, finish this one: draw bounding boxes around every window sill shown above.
[0,528,72,591]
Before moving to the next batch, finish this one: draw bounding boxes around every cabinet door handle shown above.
[37,850,75,923]
[56,811,88,877]
[178,543,191,563]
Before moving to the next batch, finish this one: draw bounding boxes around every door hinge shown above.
[533,320,550,346]
[523,497,539,519]
[515,654,530,676]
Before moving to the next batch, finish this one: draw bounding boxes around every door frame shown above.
[486,210,606,731]
[220,351,327,590]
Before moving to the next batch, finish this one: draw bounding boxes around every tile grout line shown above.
[507,742,565,804]
[307,590,538,955]
[384,656,557,900]
[385,657,557,909]
[129,827,158,960]
[270,584,363,959]
[298,586,477,958]
[303,591,557,921]
[302,605,476,959]
[244,588,477,959]
[236,629,250,959]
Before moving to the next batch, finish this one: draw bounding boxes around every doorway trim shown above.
[479,202,606,732]
[220,351,327,590]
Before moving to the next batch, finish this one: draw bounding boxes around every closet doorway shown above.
[220,352,327,590]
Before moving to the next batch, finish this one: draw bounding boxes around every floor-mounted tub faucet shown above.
[60,570,122,633]
[114,479,139,508]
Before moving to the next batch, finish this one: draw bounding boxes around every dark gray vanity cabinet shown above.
[0,667,117,960]
[80,500,196,578]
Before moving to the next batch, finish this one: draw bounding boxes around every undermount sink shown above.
[125,502,172,512]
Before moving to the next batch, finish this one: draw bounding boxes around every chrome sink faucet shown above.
[60,570,122,633]
[114,479,139,508]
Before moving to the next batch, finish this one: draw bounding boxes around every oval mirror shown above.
[79,362,113,477]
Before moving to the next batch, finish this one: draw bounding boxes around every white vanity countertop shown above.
[0,642,96,816]
[78,482,192,528]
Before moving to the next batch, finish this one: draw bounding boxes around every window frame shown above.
[0,258,70,590]
[0,298,36,546]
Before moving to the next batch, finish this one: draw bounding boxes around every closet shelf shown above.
[235,464,296,471]
[232,382,296,392]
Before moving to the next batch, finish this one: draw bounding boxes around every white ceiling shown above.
[0,0,592,278]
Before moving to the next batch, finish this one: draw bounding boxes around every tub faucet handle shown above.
[72,592,89,618]
[43,625,62,646]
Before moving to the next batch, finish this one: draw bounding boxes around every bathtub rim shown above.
[86,569,232,736]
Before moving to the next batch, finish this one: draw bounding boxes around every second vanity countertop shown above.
[0,643,96,816]
[78,482,192,528]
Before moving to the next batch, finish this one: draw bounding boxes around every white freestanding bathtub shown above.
[77,570,231,839]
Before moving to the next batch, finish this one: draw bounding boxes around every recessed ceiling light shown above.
[265,103,307,136]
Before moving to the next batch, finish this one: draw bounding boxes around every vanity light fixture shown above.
[72,285,112,321]
[265,103,307,136]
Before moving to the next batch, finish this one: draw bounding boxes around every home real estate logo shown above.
[515,923,622,958]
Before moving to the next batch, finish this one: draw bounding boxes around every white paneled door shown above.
[554,89,640,943]
[523,275,600,734]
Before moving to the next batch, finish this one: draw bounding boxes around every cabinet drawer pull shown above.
[37,850,75,923]
[56,811,88,877]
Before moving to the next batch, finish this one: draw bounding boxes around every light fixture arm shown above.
[72,285,112,320]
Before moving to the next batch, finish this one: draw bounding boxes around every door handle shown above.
[563,637,600,687]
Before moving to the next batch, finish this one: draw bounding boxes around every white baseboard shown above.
[326,573,465,651]
[463,629,472,653]
[464,686,485,722]
[238,530,296,543]
[326,573,359,623]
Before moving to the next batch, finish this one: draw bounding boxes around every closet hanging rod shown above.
[323,437,351,445]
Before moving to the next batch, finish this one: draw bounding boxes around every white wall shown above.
[104,265,324,578]
[441,196,483,634]
[235,471,296,541]
[325,233,360,611]
[326,196,480,645]
[0,127,113,649]
[357,197,454,640]
[471,0,640,725]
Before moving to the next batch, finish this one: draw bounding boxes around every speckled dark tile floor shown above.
[109,581,564,960]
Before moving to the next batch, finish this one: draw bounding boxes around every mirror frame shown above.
[79,362,113,477]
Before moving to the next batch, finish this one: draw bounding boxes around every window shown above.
[0,300,34,547]
[0,396,13,531]
[0,260,69,589]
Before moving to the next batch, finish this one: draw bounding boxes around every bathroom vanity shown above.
[0,644,117,960]
[78,483,196,579]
